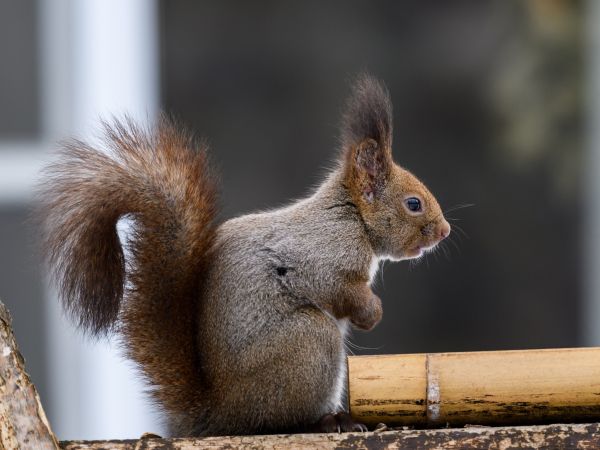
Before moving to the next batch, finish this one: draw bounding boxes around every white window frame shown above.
[0,0,162,439]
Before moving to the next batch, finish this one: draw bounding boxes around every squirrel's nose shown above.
[439,219,451,240]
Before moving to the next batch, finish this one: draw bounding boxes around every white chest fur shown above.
[328,318,349,411]
[368,256,381,285]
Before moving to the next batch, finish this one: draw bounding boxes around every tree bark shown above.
[0,299,59,450]
[59,423,600,449]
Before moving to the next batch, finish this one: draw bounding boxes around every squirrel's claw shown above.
[312,412,368,433]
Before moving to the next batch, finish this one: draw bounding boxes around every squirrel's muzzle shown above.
[439,219,451,240]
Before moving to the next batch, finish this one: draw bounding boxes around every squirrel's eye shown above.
[405,197,422,212]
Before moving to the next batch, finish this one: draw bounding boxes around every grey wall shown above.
[0,1,40,137]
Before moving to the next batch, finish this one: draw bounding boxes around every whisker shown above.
[435,245,444,261]
[450,230,464,244]
[444,203,475,215]
[450,223,469,240]
[433,244,441,260]
[345,340,383,352]
[431,247,439,263]
[440,243,448,259]
[440,241,451,260]
[447,235,461,254]
[444,218,468,240]
[446,242,453,260]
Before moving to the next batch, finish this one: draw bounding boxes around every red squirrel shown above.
[38,74,450,436]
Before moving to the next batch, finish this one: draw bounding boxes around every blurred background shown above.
[0,0,594,440]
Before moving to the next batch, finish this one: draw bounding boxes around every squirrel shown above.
[37,74,450,437]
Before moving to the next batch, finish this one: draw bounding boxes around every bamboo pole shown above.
[348,348,600,427]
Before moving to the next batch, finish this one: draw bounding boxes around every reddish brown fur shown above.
[339,75,448,259]
[37,116,218,417]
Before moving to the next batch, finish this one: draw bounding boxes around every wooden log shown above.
[0,299,59,450]
[348,348,600,427]
[58,423,600,449]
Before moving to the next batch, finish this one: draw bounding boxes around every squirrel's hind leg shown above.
[200,303,348,436]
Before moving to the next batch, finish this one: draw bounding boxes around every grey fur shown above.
[185,172,375,435]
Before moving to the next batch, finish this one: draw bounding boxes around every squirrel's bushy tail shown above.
[38,116,218,416]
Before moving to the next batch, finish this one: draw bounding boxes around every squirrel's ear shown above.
[345,138,392,203]
[340,74,393,203]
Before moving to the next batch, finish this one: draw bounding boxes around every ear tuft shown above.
[340,75,394,204]
[340,73,393,152]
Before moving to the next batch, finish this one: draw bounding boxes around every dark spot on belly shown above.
[276,267,288,276]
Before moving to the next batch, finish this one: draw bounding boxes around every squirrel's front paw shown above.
[350,293,382,331]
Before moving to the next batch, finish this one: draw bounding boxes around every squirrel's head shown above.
[340,74,450,260]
